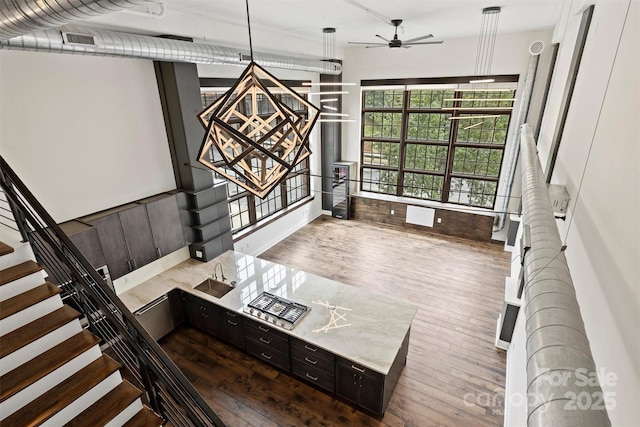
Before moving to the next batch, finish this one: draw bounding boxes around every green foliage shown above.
[404,144,448,172]
[361,88,514,209]
[452,147,503,177]
[402,173,444,200]
[364,90,404,108]
[406,113,451,141]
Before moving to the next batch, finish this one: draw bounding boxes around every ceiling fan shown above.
[348,19,443,49]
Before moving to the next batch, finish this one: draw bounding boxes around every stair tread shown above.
[123,406,164,427]
[1,354,122,427]
[65,380,143,427]
[0,282,61,320]
[0,260,43,286]
[0,241,14,256]
[0,330,101,403]
[0,305,82,358]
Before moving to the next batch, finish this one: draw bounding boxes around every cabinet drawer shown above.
[291,346,334,375]
[244,327,289,355]
[290,337,334,362]
[336,357,384,383]
[291,361,334,393]
[246,339,290,371]
[244,320,288,342]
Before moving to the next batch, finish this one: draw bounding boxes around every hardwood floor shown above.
[160,215,511,426]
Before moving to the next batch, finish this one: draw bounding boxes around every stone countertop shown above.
[120,250,417,375]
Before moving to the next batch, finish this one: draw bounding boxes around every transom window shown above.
[361,86,515,208]
[200,85,311,233]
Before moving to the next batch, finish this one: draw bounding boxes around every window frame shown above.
[360,81,516,209]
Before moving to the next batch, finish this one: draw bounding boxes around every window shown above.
[361,87,515,208]
[200,85,312,233]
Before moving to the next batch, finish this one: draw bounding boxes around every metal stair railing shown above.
[0,155,225,427]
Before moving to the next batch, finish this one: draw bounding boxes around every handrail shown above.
[519,124,610,426]
[0,155,225,427]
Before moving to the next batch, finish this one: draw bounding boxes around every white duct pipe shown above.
[520,124,610,427]
[0,26,342,74]
[0,0,159,40]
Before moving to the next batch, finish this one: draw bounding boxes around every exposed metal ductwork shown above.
[0,26,341,74]
[495,45,541,232]
[520,124,610,427]
[0,1,341,74]
[0,0,159,41]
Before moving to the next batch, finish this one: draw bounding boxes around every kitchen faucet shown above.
[213,262,226,282]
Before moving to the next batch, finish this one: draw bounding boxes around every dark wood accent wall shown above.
[351,196,497,243]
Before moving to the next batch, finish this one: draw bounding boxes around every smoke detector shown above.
[529,40,545,56]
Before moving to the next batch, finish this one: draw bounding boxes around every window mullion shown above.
[442,90,462,203]
[248,195,257,225]
[397,90,410,197]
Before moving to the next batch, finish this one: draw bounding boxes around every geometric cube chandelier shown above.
[197,62,319,198]
[197,0,320,199]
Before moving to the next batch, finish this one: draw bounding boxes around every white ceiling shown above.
[87,0,566,58]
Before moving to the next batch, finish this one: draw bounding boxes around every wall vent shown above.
[61,32,96,46]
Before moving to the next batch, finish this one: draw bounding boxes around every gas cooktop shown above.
[244,291,310,330]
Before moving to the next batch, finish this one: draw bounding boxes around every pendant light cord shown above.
[245,0,254,62]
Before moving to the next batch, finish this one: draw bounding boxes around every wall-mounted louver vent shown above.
[61,32,96,46]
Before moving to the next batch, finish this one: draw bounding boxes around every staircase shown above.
[0,237,163,426]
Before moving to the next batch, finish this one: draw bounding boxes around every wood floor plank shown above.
[161,216,510,426]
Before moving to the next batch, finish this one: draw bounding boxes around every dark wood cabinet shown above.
[244,319,290,371]
[290,337,335,393]
[222,310,245,349]
[184,292,222,338]
[71,192,186,281]
[168,288,185,328]
[82,205,135,280]
[139,193,185,258]
[118,204,156,270]
[335,358,384,414]
[181,292,409,417]
[58,220,106,269]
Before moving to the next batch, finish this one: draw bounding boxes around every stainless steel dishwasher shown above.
[134,294,174,340]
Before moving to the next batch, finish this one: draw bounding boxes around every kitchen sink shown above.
[194,277,235,298]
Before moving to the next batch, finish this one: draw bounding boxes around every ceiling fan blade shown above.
[348,41,386,45]
[365,45,388,48]
[405,40,444,46]
[375,34,390,43]
[403,34,433,44]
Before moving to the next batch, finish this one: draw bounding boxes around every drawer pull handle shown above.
[304,345,317,352]
[351,365,366,373]
[261,352,272,360]
[226,311,237,317]
[227,320,238,326]
[258,325,270,332]
[304,356,317,365]
[259,337,271,344]
[305,373,318,381]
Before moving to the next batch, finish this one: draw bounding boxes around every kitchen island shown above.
[120,250,417,416]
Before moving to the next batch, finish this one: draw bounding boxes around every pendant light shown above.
[197,0,320,198]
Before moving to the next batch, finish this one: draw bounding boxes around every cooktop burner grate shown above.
[245,291,310,329]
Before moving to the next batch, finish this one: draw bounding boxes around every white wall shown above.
[535,1,639,425]
[0,50,175,223]
[339,29,553,220]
